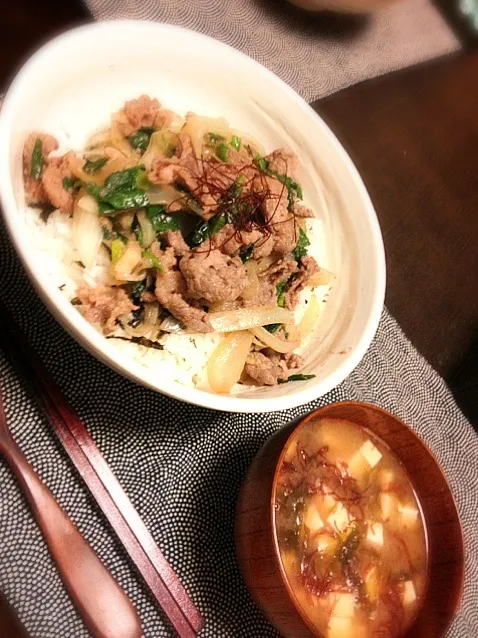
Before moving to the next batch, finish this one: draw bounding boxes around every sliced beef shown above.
[179,250,248,303]
[153,246,212,333]
[23,132,58,205]
[285,255,320,310]
[118,95,173,137]
[245,349,304,386]
[294,203,314,218]
[76,285,137,334]
[42,151,75,214]
[241,255,298,308]
[256,176,299,255]
[268,148,300,183]
[163,230,190,256]
[245,351,287,386]
[203,224,265,257]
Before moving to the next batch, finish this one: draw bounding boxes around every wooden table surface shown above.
[1,0,478,634]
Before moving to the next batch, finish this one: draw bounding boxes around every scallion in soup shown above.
[274,418,428,637]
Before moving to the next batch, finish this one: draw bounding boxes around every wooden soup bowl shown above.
[235,402,465,637]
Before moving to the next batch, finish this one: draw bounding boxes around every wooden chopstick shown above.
[0,303,203,638]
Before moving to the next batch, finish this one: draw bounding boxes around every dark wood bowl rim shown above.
[269,401,465,638]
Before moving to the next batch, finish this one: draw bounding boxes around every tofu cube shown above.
[304,503,324,532]
[359,439,382,469]
[379,470,395,490]
[328,617,353,638]
[402,580,417,605]
[366,522,384,546]
[331,592,355,617]
[380,492,398,521]
[398,504,419,529]
[347,451,370,481]
[327,502,352,533]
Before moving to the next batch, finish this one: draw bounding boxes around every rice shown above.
[25,207,328,392]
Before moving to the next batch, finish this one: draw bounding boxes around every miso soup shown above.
[274,417,428,637]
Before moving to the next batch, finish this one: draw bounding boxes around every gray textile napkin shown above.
[85,0,460,103]
[0,1,476,636]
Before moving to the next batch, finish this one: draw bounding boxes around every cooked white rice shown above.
[25,207,328,392]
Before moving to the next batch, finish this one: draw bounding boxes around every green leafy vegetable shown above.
[86,166,149,214]
[265,324,281,333]
[30,138,44,181]
[142,250,164,272]
[83,157,108,174]
[63,177,77,190]
[146,205,180,233]
[131,280,147,303]
[190,212,227,246]
[276,280,288,308]
[256,156,269,172]
[216,143,230,163]
[293,228,310,261]
[204,132,225,147]
[111,238,125,264]
[129,127,156,152]
[240,245,254,263]
[278,374,315,383]
[132,216,144,248]
[230,135,241,151]
[254,154,303,208]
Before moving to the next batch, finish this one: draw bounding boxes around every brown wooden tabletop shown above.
[1,0,478,633]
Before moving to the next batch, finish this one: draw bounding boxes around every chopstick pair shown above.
[0,301,203,638]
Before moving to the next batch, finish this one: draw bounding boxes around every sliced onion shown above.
[143,302,159,327]
[72,193,102,270]
[137,210,156,248]
[308,268,335,287]
[209,306,293,333]
[251,325,300,354]
[146,185,184,207]
[70,152,137,186]
[207,331,253,394]
[241,260,260,301]
[111,115,135,156]
[182,114,265,159]
[85,128,112,150]
[113,239,143,281]
[159,315,185,333]
[142,130,180,169]
[208,300,239,313]
[256,254,278,274]
[299,295,320,340]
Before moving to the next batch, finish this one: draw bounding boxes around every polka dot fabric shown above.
[0,219,477,638]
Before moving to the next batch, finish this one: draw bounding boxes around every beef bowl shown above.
[0,21,385,412]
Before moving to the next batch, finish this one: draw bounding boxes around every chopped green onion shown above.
[142,250,164,272]
[83,157,108,174]
[30,138,44,181]
[111,238,125,265]
[216,143,230,163]
[230,135,241,151]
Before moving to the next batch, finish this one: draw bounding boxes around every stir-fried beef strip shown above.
[23,96,325,386]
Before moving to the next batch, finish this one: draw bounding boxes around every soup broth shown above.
[274,417,428,637]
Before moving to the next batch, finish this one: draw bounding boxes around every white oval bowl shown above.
[0,21,385,413]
